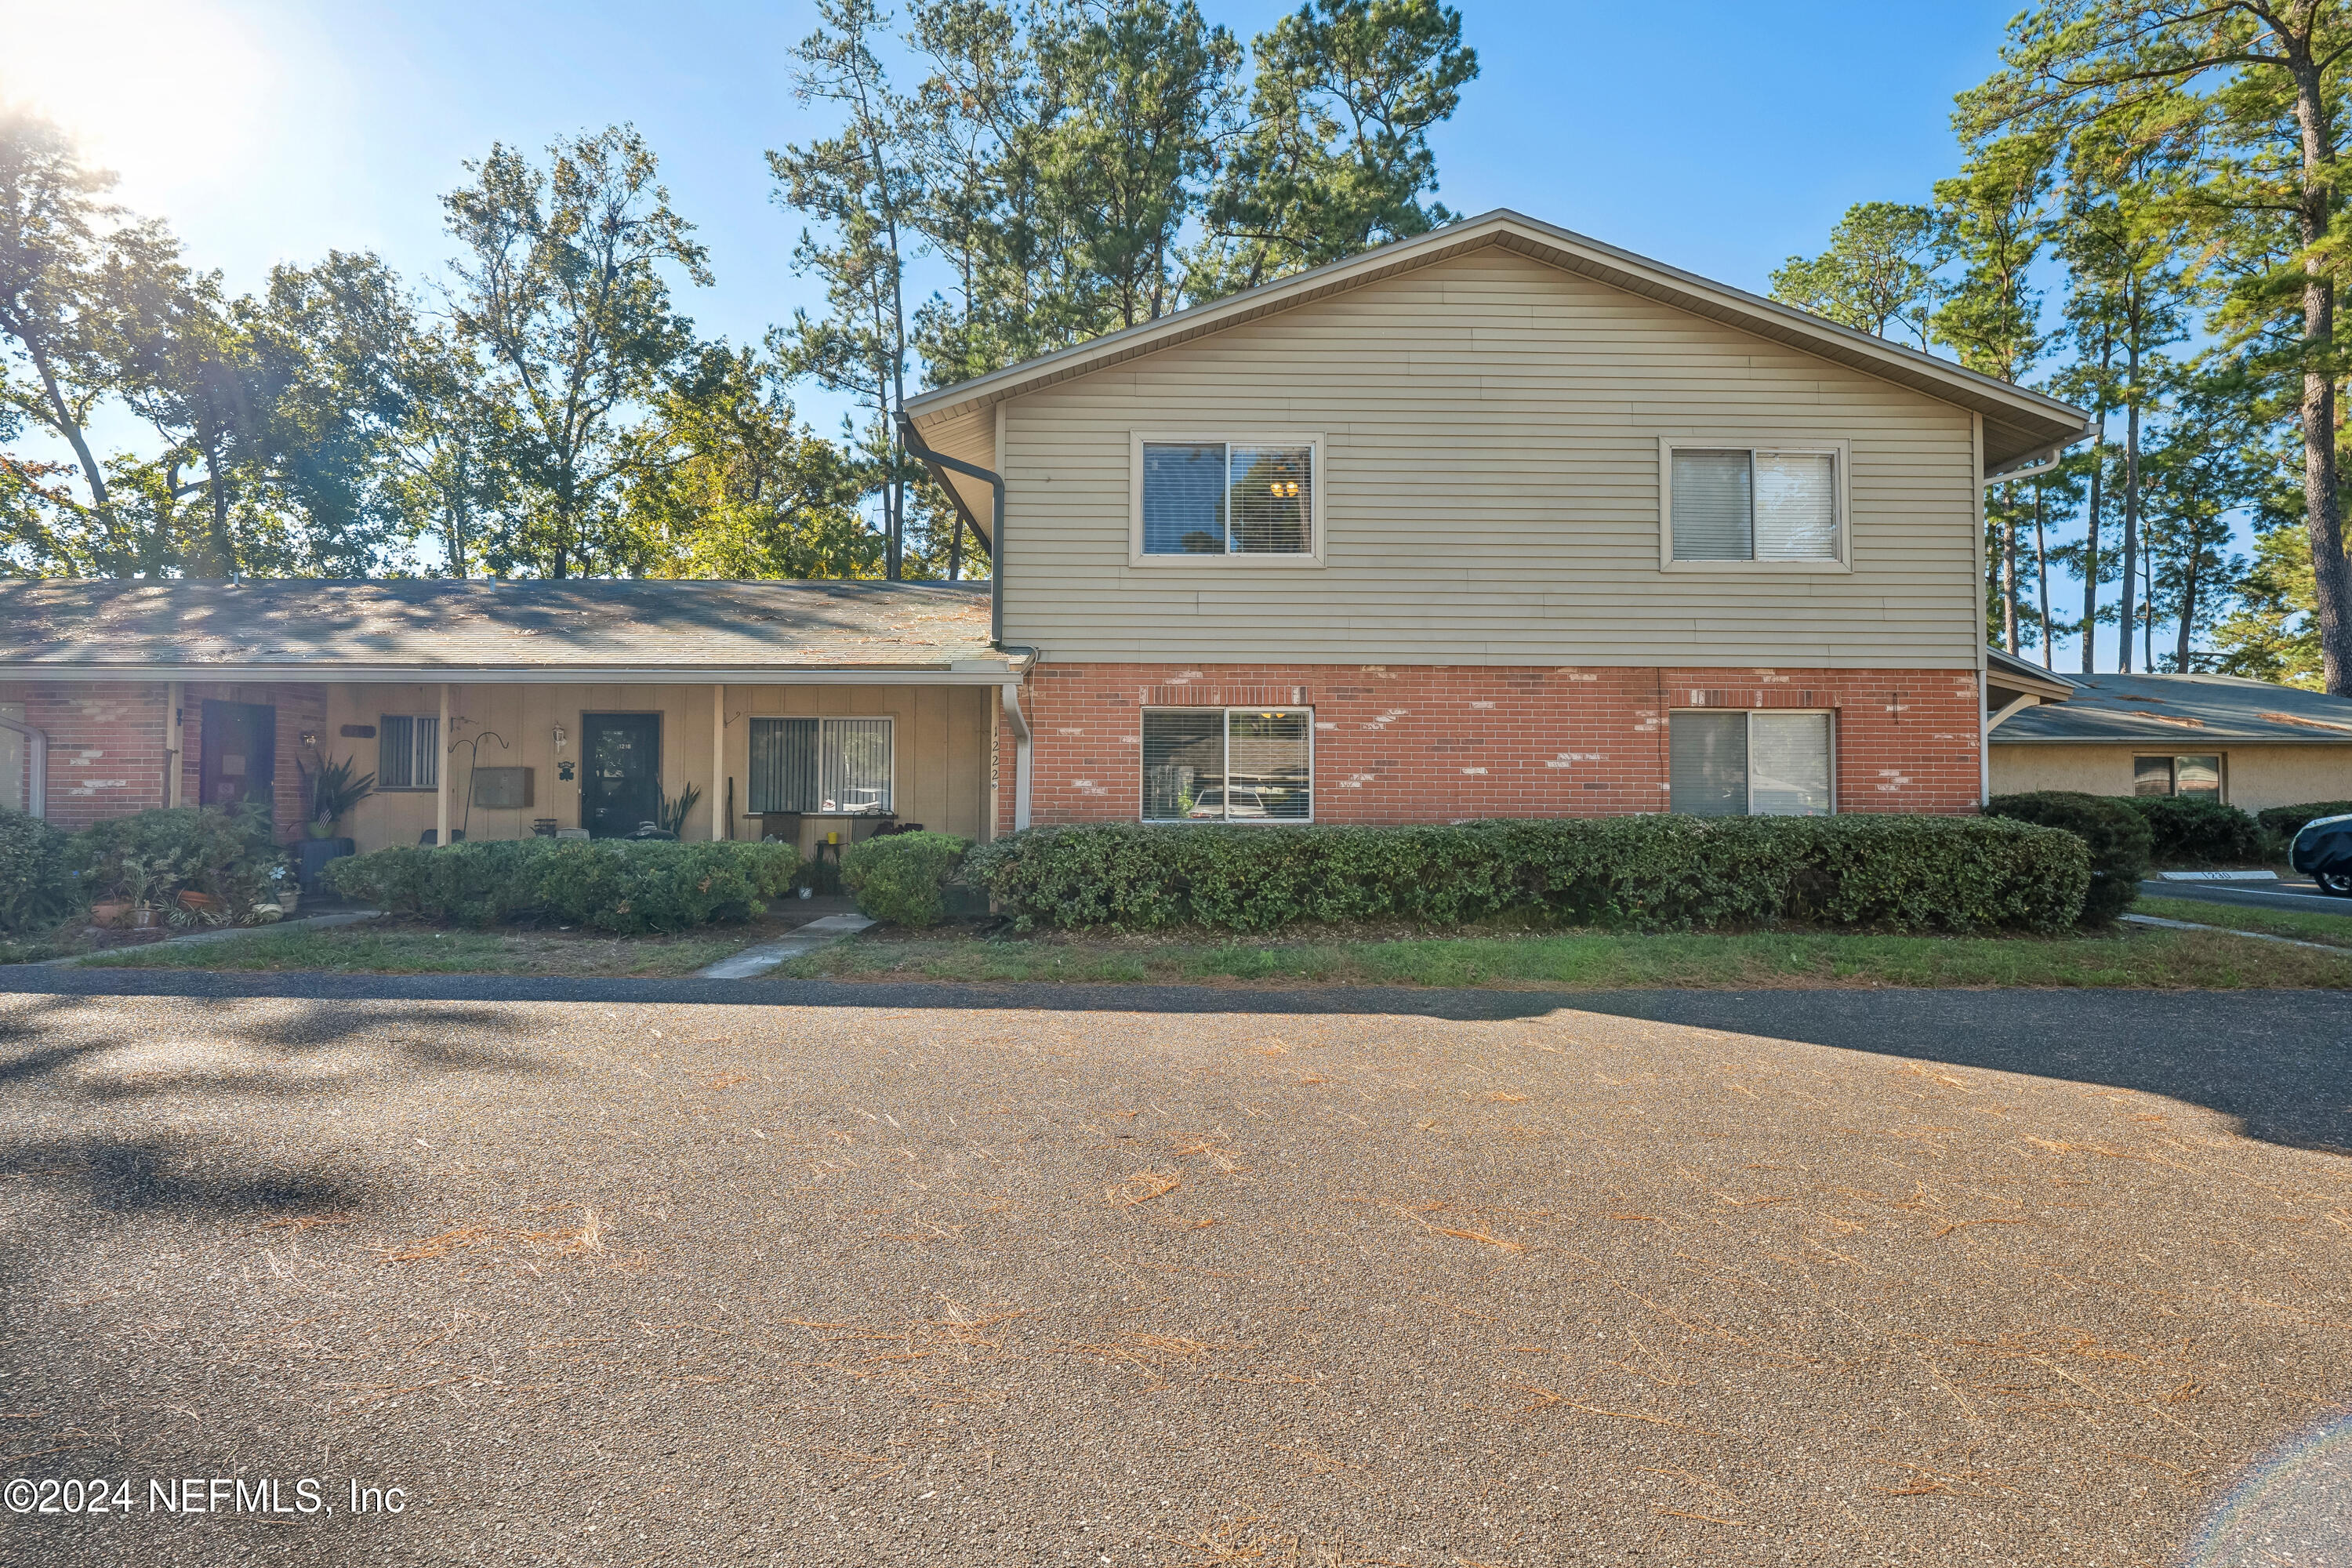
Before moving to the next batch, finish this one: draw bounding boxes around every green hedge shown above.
[962,815,2090,935]
[323,839,800,933]
[1982,792,2151,925]
[2256,800,2352,843]
[2115,794,2267,865]
[0,808,76,934]
[70,805,291,916]
[840,831,971,927]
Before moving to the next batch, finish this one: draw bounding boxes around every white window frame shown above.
[746,714,898,815]
[1668,707,1838,815]
[376,713,441,792]
[1129,432,1327,568]
[1657,437,1853,573]
[1140,706,1316,824]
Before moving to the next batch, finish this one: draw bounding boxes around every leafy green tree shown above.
[2213,512,2324,684]
[623,344,880,579]
[442,125,711,578]
[1769,201,1944,346]
[1962,0,2352,691]
[2143,368,2263,666]
[1196,0,1477,296]
[771,0,929,579]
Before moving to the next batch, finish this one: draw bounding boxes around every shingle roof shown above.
[0,579,1011,681]
[1993,670,2352,745]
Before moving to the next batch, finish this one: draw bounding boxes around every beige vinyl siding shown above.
[998,249,1982,666]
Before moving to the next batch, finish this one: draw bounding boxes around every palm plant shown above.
[656,781,703,837]
[303,755,376,839]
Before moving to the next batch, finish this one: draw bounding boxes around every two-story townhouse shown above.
[902,209,2089,837]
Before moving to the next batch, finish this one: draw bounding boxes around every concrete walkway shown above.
[2120,910,2344,952]
[695,910,874,978]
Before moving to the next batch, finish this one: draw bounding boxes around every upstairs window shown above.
[1138,438,1316,558]
[377,713,440,790]
[748,717,895,814]
[1669,710,1834,816]
[1668,445,1842,564]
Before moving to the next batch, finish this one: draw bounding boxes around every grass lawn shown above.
[779,920,2352,990]
[74,916,761,977]
[2134,894,2352,948]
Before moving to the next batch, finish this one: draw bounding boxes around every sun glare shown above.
[0,0,273,198]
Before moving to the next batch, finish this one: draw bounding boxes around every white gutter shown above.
[0,714,48,820]
[1000,682,1033,832]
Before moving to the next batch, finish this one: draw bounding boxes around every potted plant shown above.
[299,755,373,891]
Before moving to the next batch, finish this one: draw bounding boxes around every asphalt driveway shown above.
[0,982,2346,1566]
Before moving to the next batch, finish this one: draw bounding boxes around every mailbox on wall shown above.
[470,767,535,809]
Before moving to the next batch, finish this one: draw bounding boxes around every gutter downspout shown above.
[1000,682,1033,832]
[0,715,47,820]
[895,407,1006,648]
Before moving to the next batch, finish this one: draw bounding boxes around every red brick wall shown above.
[996,662,1983,836]
[0,680,330,843]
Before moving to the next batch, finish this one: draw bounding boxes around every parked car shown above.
[1187,786,1267,818]
[2289,812,2352,896]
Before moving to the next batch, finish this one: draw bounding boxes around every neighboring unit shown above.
[1989,667,2352,814]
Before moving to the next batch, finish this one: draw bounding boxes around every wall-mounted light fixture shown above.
[552,724,568,753]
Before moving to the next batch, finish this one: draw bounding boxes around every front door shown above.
[582,713,661,838]
[198,699,276,819]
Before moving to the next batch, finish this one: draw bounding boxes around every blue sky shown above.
[10,0,2105,651]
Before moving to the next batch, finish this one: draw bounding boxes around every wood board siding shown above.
[998,248,1982,667]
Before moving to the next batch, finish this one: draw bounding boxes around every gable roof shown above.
[0,578,1016,684]
[905,209,2092,529]
[1992,670,2352,745]
[1987,646,2076,707]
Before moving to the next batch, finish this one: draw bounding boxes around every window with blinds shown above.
[1669,447,1839,562]
[1669,710,1833,816]
[377,714,440,790]
[748,717,894,813]
[1142,709,1312,821]
[1140,440,1314,556]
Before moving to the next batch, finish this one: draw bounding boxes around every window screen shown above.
[378,714,439,789]
[1671,710,1833,816]
[1143,710,1224,820]
[1668,711,1748,815]
[1142,441,1313,555]
[1754,454,1838,560]
[1749,713,1833,815]
[1142,443,1228,554]
[749,717,893,813]
[1142,708,1312,821]
[1671,448,1838,561]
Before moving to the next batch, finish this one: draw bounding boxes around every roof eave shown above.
[904,209,2090,470]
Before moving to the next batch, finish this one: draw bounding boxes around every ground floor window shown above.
[1669,710,1834,817]
[1142,708,1312,822]
[2135,753,2222,800]
[747,717,895,814]
[377,713,440,790]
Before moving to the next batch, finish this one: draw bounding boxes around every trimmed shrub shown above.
[840,831,971,927]
[962,815,2090,935]
[0,808,76,934]
[2256,800,2352,844]
[71,805,291,916]
[1982,791,2151,925]
[2115,794,2267,866]
[322,838,800,933]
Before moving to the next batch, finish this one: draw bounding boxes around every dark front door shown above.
[582,713,661,838]
[198,699,276,818]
